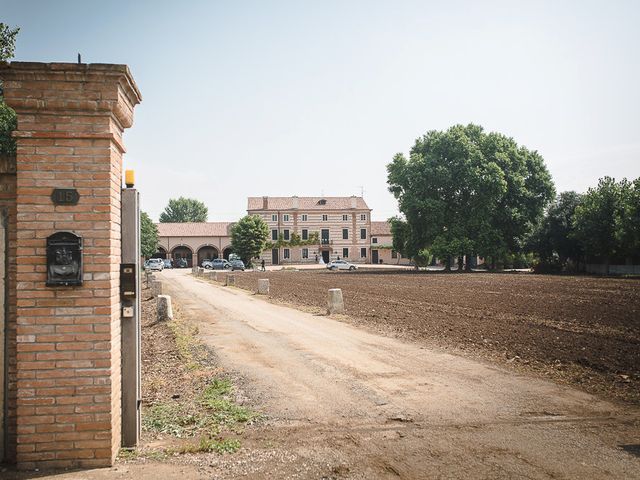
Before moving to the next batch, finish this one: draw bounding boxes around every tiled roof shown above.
[156,222,233,237]
[247,196,370,211]
[371,221,392,236]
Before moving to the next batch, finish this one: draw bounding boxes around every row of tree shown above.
[387,124,639,273]
[529,178,640,273]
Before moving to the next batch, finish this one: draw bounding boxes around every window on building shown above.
[272,214,277,222]
[283,214,290,222]
[321,229,330,244]
[342,214,348,221]
[301,229,308,240]
[342,247,349,258]
[284,248,290,259]
[301,214,308,221]
[271,229,278,241]
[360,247,367,258]
[342,228,349,240]
[283,229,290,241]
[360,228,366,240]
[360,214,367,221]
[391,250,398,259]
[302,248,309,259]
[372,237,378,244]
[322,214,328,221]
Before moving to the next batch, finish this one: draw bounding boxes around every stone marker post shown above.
[328,288,345,314]
[151,280,163,297]
[226,274,235,286]
[157,295,173,321]
[257,279,270,295]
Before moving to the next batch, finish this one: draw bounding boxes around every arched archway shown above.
[222,247,233,260]
[197,245,219,266]
[152,246,167,259]
[171,245,193,268]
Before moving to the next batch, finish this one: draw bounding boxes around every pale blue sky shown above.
[3,0,639,221]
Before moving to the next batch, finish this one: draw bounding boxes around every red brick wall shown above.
[0,154,17,463]
[0,62,141,469]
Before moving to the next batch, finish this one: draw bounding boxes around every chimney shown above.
[262,196,268,210]
[351,196,357,209]
[292,195,299,209]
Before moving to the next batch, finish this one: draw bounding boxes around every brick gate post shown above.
[0,62,141,469]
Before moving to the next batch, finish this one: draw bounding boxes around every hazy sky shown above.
[3,0,639,221]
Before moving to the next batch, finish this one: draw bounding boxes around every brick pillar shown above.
[0,62,141,469]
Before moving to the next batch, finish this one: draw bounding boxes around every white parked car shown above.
[327,260,357,271]
[145,258,164,271]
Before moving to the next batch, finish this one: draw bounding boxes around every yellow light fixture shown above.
[125,169,135,188]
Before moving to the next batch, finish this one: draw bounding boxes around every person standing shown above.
[261,259,266,272]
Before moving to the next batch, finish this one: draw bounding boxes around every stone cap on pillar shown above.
[0,61,142,130]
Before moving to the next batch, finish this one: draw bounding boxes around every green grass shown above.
[199,379,258,425]
[142,402,206,438]
[173,437,242,455]
[143,378,259,441]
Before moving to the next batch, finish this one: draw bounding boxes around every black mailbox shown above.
[46,231,83,286]
[120,263,136,299]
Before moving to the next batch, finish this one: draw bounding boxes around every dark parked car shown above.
[230,259,245,271]
[175,258,188,268]
[163,259,173,269]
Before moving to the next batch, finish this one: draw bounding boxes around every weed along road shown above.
[162,269,640,479]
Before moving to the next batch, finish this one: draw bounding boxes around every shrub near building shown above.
[231,215,269,267]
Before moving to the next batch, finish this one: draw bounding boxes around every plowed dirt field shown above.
[234,270,640,404]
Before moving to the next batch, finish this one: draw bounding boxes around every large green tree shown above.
[140,211,159,258]
[159,197,208,223]
[387,124,554,271]
[0,23,19,156]
[230,215,269,265]
[528,191,583,269]
[572,176,640,272]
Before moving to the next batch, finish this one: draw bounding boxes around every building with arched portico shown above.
[155,222,234,267]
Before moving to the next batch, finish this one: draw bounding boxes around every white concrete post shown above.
[157,295,173,321]
[257,278,270,295]
[327,288,344,314]
[150,280,163,297]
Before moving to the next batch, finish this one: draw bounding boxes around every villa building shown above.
[248,196,372,265]
[154,195,392,266]
[370,221,412,266]
[155,222,234,267]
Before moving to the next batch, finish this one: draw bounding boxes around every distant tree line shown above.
[529,177,640,274]
[387,124,639,274]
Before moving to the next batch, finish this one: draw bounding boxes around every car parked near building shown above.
[174,258,188,268]
[208,259,231,270]
[145,258,164,271]
[163,259,173,269]
[327,259,357,271]
[230,259,245,271]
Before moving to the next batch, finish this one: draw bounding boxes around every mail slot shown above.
[46,231,83,286]
[120,263,136,299]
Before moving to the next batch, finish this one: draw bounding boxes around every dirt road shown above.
[154,269,640,479]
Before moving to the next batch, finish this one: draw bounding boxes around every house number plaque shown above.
[51,188,80,206]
